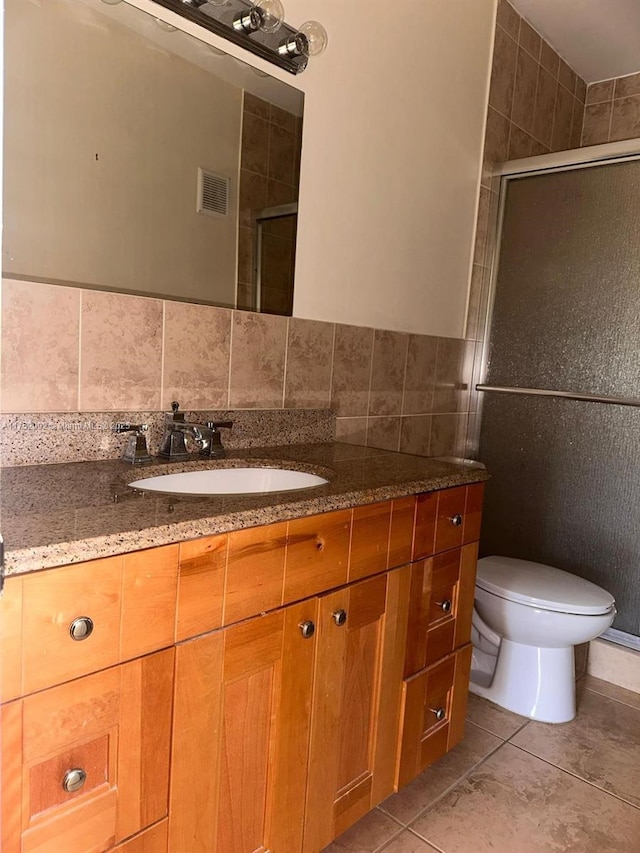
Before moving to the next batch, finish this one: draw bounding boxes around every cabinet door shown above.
[169,599,318,853]
[6,649,173,853]
[304,568,410,852]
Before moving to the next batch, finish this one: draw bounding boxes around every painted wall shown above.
[129,0,496,338]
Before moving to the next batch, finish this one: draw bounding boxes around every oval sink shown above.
[129,467,329,496]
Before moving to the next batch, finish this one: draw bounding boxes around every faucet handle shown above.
[114,422,149,434]
[114,423,152,464]
[170,401,185,422]
[206,420,233,431]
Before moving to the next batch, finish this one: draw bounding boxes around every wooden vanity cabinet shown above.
[1,480,484,853]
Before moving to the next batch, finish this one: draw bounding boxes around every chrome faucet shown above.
[158,402,233,460]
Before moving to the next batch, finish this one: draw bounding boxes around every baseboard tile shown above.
[587,638,640,694]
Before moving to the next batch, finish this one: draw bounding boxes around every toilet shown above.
[469,556,616,723]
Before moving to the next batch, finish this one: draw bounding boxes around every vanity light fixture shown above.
[151,0,327,74]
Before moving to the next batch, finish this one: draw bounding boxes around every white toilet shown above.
[469,556,616,723]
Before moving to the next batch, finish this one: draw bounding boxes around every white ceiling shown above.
[510,0,640,83]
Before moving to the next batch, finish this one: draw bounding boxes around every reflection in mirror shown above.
[3,0,303,315]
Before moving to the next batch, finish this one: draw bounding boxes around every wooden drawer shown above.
[395,644,472,790]
[0,576,23,702]
[21,547,179,695]
[224,522,287,625]
[4,650,174,853]
[349,501,392,582]
[413,492,437,561]
[284,510,351,603]
[434,486,467,553]
[463,482,485,544]
[22,557,123,695]
[176,535,226,642]
[404,543,478,677]
[388,496,416,569]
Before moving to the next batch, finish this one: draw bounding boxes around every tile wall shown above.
[583,72,640,145]
[237,93,302,314]
[0,279,473,461]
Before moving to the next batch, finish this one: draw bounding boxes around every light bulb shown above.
[278,19,328,59]
[297,21,328,57]
[254,0,284,33]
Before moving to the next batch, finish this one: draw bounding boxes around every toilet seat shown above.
[477,556,615,616]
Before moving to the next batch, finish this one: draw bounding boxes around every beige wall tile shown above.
[508,125,531,160]
[489,25,518,119]
[530,138,550,156]
[518,19,541,61]
[483,107,510,183]
[575,75,587,103]
[570,98,585,148]
[465,265,485,341]
[429,413,467,457]
[614,71,640,99]
[533,66,557,149]
[240,112,269,176]
[238,169,267,229]
[511,47,539,135]
[162,301,231,410]
[399,415,432,456]
[558,58,577,94]
[473,187,492,267]
[80,290,162,411]
[331,323,374,417]
[551,83,575,151]
[496,0,520,40]
[432,339,471,414]
[610,94,640,142]
[284,317,334,408]
[1,279,80,413]
[539,40,560,78]
[229,311,287,408]
[268,124,296,186]
[369,329,409,416]
[243,92,270,120]
[403,335,438,415]
[335,416,367,446]
[586,79,614,105]
[582,101,612,145]
[366,416,401,452]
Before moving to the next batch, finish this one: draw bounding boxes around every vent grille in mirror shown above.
[197,168,229,216]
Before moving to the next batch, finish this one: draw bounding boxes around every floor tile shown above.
[321,808,403,853]
[465,692,529,739]
[511,688,640,807]
[379,723,502,824]
[410,743,640,853]
[379,830,441,852]
[581,674,640,711]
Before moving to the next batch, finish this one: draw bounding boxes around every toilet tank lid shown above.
[476,556,616,615]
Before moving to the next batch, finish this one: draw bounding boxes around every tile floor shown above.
[322,676,640,853]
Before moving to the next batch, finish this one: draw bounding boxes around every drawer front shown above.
[388,497,416,569]
[17,650,174,853]
[463,482,485,544]
[224,522,287,625]
[0,576,23,702]
[396,644,472,790]
[121,546,179,661]
[176,535,226,642]
[349,502,392,582]
[22,557,122,695]
[413,492,437,561]
[284,510,351,603]
[434,487,467,553]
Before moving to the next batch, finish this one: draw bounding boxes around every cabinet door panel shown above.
[305,569,408,851]
[0,576,23,702]
[170,602,317,853]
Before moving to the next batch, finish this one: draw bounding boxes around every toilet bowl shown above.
[469,556,616,723]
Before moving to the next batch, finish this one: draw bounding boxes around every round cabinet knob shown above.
[450,514,463,527]
[332,609,347,627]
[69,617,94,641]
[431,707,446,722]
[438,599,453,613]
[62,768,87,793]
[299,620,316,639]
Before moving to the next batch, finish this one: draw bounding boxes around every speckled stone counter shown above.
[1,443,489,576]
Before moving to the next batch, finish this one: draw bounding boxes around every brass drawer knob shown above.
[438,599,453,613]
[332,609,347,627]
[449,514,463,527]
[69,617,94,641]
[431,707,446,722]
[299,620,315,639]
[63,768,87,793]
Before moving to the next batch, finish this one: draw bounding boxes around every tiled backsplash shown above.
[0,279,474,463]
[583,73,640,145]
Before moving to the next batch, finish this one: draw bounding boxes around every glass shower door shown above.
[478,157,640,638]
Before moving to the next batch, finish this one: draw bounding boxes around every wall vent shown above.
[197,168,229,217]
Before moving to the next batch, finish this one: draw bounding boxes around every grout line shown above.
[607,95,615,143]
[507,741,640,811]
[77,289,83,410]
[364,328,375,446]
[582,682,640,712]
[159,301,166,410]
[327,322,337,416]
[405,829,446,853]
[226,311,234,408]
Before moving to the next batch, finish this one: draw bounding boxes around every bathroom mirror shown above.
[2,0,304,315]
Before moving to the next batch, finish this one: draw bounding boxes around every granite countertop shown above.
[0,442,490,576]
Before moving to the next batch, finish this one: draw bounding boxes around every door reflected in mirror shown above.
[2,0,303,315]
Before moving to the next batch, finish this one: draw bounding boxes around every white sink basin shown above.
[129,467,329,496]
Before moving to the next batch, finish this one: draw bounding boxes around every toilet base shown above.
[469,639,576,723]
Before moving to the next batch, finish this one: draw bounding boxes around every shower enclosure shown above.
[476,143,640,641]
